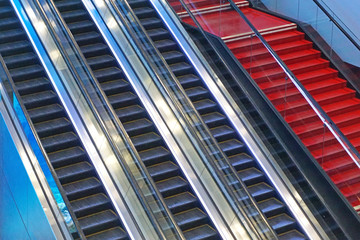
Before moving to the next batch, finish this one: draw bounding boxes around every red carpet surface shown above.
[169,0,360,211]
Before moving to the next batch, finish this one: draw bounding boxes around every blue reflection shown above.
[0,110,54,239]
[12,93,75,233]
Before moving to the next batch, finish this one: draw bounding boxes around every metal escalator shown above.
[126,0,307,238]
[52,0,220,239]
[0,1,128,239]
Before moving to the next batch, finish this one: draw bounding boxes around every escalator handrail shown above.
[0,52,85,239]
[86,0,276,238]
[225,0,360,169]
[108,0,279,238]
[31,0,181,238]
[153,0,359,238]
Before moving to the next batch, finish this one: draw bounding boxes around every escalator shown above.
[52,0,220,239]
[125,0,307,238]
[173,0,360,210]
[0,0,128,239]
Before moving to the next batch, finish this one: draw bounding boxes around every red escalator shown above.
[169,0,360,211]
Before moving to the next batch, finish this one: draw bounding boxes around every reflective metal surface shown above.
[12,0,170,239]
[150,0,330,239]
[0,59,70,240]
[82,0,272,239]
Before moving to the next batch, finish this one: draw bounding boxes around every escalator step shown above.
[193,99,218,114]
[115,104,146,122]
[34,117,72,138]
[278,230,306,240]
[248,183,275,201]
[147,28,171,41]
[41,132,79,153]
[0,17,19,30]
[154,39,178,52]
[78,210,119,236]
[127,0,148,9]
[131,132,163,151]
[218,138,246,155]
[237,167,265,185]
[210,125,236,142]
[22,91,58,109]
[258,197,286,218]
[81,43,109,58]
[16,77,50,95]
[0,29,25,43]
[162,51,186,64]
[140,17,163,30]
[93,67,123,82]
[68,20,96,34]
[87,55,117,70]
[55,0,82,12]
[48,147,87,168]
[61,9,88,22]
[148,161,179,181]
[56,161,94,184]
[132,7,155,19]
[0,41,32,56]
[138,146,171,166]
[101,79,130,95]
[165,192,198,214]
[28,104,65,123]
[123,118,154,136]
[183,225,219,240]
[9,65,44,81]
[74,31,102,46]
[108,92,138,108]
[174,208,209,231]
[63,177,102,201]
[0,6,12,17]
[185,86,210,101]
[268,214,297,234]
[170,62,193,76]
[228,153,254,170]
[177,74,202,89]
[156,176,188,197]
[3,52,37,68]
[71,193,111,218]
[87,227,128,240]
[201,112,227,128]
